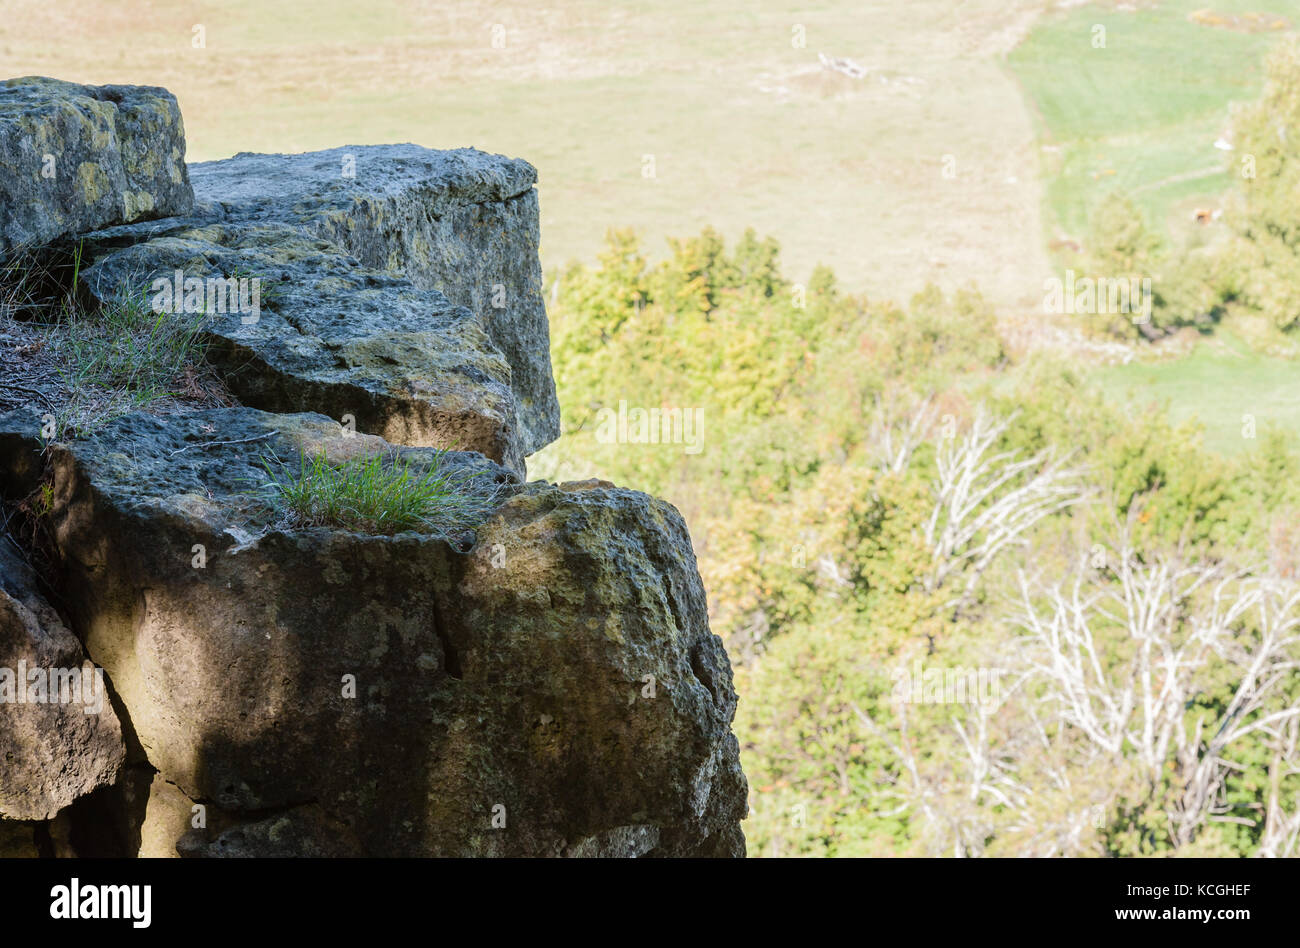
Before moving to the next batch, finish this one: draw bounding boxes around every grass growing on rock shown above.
[56,287,209,410]
[0,248,227,437]
[256,449,503,538]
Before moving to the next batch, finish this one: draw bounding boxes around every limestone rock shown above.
[28,406,515,851]
[0,77,193,257]
[440,479,748,856]
[0,534,125,821]
[6,405,744,855]
[0,78,746,857]
[78,220,525,473]
[137,774,198,858]
[188,145,559,455]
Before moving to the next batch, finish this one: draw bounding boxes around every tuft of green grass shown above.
[2,245,221,436]
[37,282,214,438]
[55,287,208,408]
[256,449,503,537]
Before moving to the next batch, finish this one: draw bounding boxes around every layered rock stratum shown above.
[0,78,746,857]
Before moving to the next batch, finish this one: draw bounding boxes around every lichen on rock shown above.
[0,77,193,257]
[78,220,527,474]
[0,77,746,858]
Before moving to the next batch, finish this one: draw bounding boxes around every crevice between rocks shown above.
[430,592,462,680]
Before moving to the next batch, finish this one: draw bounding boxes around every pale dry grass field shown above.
[0,0,1055,306]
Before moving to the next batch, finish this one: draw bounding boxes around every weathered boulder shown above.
[441,478,748,857]
[0,533,125,821]
[0,76,746,857]
[3,405,744,855]
[0,77,193,257]
[78,220,525,474]
[76,144,561,458]
[188,145,559,455]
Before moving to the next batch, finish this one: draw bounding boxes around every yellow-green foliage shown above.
[1149,35,1300,335]
[539,226,1300,858]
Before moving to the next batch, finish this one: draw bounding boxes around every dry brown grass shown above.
[1189,9,1291,33]
[0,0,1057,310]
[0,251,230,436]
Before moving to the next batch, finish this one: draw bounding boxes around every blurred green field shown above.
[1008,0,1296,243]
[1009,2,1300,457]
[1093,334,1300,455]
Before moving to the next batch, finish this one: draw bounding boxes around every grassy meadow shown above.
[1009,0,1295,248]
[1006,1,1300,456]
[1092,333,1300,455]
[4,1,1292,457]
[0,0,1054,307]
[5,0,1300,859]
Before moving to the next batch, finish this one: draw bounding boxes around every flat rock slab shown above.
[188,145,559,455]
[0,77,193,257]
[0,535,125,821]
[7,406,744,855]
[79,220,525,473]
